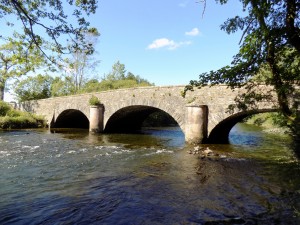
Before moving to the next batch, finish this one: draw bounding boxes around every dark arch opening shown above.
[105,105,178,133]
[53,109,89,129]
[208,109,277,144]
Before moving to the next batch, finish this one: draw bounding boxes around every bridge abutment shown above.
[89,105,105,133]
[185,105,208,144]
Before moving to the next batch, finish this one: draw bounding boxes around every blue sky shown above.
[3,0,245,101]
[90,0,245,85]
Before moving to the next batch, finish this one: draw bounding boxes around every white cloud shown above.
[147,38,175,49]
[179,1,189,7]
[147,38,191,50]
[185,28,200,36]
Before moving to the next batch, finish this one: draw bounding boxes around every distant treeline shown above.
[14,61,154,102]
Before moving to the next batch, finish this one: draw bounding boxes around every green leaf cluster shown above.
[89,95,101,106]
[0,0,98,58]
[13,61,154,101]
[0,39,46,100]
[81,61,154,93]
[14,74,54,102]
[0,101,11,116]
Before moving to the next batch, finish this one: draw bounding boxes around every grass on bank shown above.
[245,112,289,133]
[0,101,46,129]
[246,113,275,128]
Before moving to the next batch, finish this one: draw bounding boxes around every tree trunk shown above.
[267,44,292,118]
[251,0,292,117]
[0,82,5,101]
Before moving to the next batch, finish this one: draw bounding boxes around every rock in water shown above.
[203,148,213,156]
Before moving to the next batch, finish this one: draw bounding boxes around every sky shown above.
[90,0,245,85]
[3,0,246,101]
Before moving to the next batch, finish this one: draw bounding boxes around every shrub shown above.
[89,95,101,106]
[0,115,43,129]
[6,109,21,117]
[0,105,46,129]
[0,101,11,116]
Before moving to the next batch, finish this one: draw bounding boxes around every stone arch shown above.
[104,105,182,133]
[103,96,186,133]
[207,109,277,144]
[53,109,89,129]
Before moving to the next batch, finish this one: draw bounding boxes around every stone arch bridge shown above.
[21,85,277,144]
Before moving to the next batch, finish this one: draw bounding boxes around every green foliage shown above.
[0,39,46,100]
[246,113,276,127]
[0,115,45,129]
[271,113,290,128]
[6,109,21,117]
[50,77,73,97]
[143,111,178,127]
[103,61,127,81]
[103,61,153,84]
[187,0,300,140]
[0,101,11,116]
[14,74,54,101]
[0,0,98,58]
[80,61,154,93]
[89,95,101,106]
[0,1,99,100]
[0,101,46,129]
[13,60,154,102]
[94,80,114,91]
[80,79,102,93]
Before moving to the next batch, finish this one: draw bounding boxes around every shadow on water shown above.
[50,126,185,149]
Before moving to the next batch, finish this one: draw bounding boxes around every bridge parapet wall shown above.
[22,86,188,129]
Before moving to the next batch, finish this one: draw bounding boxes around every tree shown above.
[80,61,154,93]
[81,79,102,93]
[50,77,74,97]
[103,61,153,84]
[185,0,300,140]
[60,28,100,94]
[103,61,127,81]
[102,61,154,88]
[0,0,98,60]
[0,39,45,100]
[14,74,54,101]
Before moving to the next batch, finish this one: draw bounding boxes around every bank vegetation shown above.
[0,101,46,129]
[245,113,289,134]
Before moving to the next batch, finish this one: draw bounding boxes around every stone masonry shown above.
[21,85,278,143]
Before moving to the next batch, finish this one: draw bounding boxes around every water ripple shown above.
[0,127,299,224]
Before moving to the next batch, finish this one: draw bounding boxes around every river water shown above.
[0,124,299,224]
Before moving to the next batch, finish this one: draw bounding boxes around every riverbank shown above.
[0,101,46,129]
[245,112,289,134]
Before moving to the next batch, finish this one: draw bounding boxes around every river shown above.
[0,124,299,224]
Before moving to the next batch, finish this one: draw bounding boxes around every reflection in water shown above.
[0,124,299,224]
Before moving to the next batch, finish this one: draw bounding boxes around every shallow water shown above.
[0,124,299,224]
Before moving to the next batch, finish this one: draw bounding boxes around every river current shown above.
[0,124,299,224]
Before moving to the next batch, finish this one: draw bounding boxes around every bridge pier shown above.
[185,105,208,144]
[89,105,105,133]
